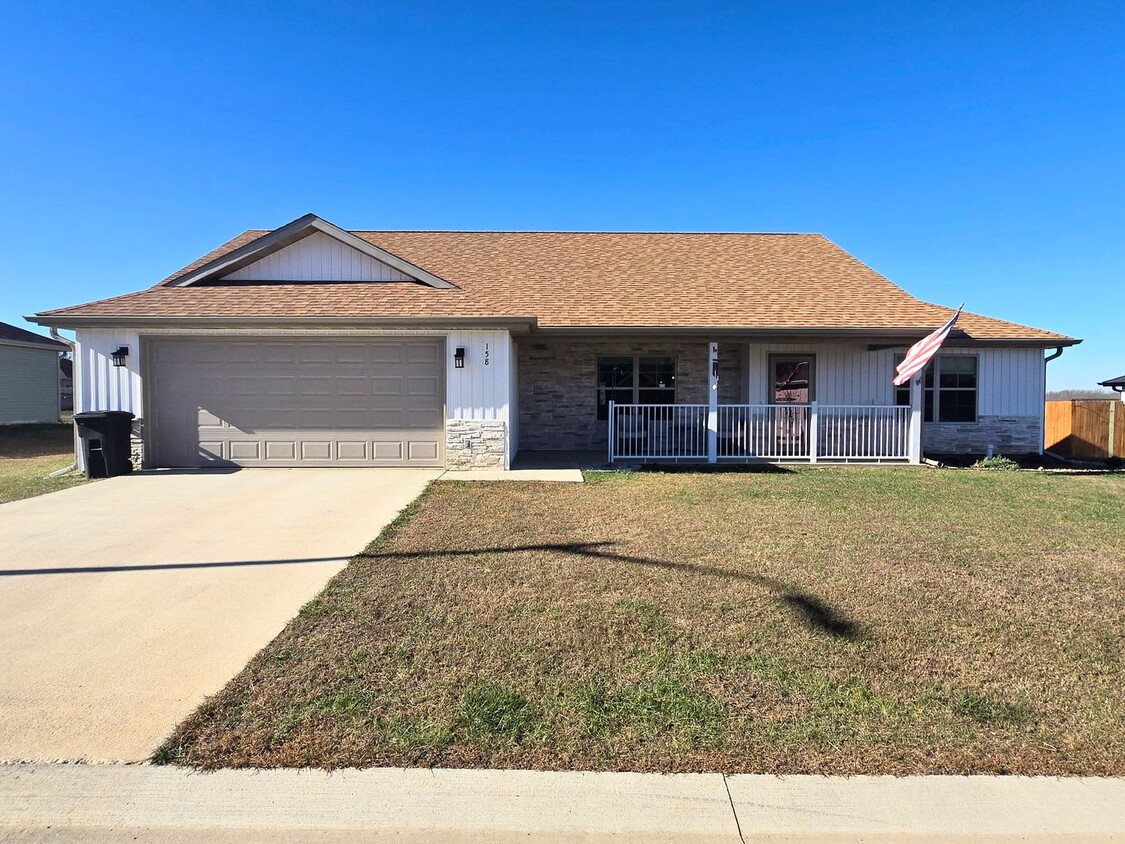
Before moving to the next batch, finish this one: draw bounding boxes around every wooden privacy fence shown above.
[1045,400,1124,459]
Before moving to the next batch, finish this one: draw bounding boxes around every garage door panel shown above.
[407,376,440,397]
[369,377,404,396]
[407,441,440,461]
[406,344,439,364]
[151,339,445,468]
[229,441,262,461]
[369,345,404,364]
[337,441,368,460]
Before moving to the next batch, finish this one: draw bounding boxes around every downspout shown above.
[1040,347,1066,456]
[48,327,79,477]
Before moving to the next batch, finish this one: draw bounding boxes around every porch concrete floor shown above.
[512,450,610,470]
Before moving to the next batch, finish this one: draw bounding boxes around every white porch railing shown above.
[608,402,912,463]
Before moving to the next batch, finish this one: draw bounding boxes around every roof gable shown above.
[166,214,455,289]
[219,231,417,282]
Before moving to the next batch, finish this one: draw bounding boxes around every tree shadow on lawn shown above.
[359,540,862,640]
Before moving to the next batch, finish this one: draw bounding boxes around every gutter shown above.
[48,327,79,477]
[26,314,540,334]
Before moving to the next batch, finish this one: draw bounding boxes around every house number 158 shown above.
[484,343,490,365]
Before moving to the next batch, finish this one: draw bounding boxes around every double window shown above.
[895,355,978,423]
[596,356,676,419]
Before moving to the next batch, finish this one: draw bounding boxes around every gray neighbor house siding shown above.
[0,322,65,424]
[0,343,61,423]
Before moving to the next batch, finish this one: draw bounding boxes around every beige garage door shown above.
[148,338,445,467]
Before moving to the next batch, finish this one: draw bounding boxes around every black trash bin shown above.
[74,411,135,478]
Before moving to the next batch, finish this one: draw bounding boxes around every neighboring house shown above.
[0,321,67,424]
[30,214,1078,471]
[59,356,74,411]
[1099,375,1125,401]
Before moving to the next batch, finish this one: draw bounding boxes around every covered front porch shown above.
[515,336,923,465]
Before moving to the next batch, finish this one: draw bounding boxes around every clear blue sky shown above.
[1,1,1120,389]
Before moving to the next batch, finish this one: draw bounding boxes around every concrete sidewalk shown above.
[1,765,1122,842]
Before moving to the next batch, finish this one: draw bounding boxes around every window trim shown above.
[596,354,677,419]
[895,354,979,423]
[768,353,817,404]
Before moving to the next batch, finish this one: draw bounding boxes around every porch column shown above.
[908,374,923,463]
[707,342,718,463]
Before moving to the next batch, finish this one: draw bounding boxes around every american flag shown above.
[893,306,962,386]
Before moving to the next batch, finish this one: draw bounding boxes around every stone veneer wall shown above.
[517,340,745,451]
[923,415,1041,454]
[446,419,507,469]
[130,419,145,471]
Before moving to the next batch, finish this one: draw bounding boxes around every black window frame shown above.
[596,355,677,420]
[894,354,978,423]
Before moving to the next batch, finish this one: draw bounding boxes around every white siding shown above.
[746,343,899,406]
[221,232,415,282]
[937,347,1045,417]
[507,334,519,464]
[0,344,61,423]
[74,329,143,415]
[744,343,1044,415]
[445,329,512,422]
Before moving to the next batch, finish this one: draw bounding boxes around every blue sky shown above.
[1,1,1120,389]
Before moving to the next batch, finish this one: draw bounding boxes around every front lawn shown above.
[158,468,1125,775]
[0,423,86,504]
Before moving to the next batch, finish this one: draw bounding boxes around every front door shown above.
[770,355,815,403]
[769,354,815,455]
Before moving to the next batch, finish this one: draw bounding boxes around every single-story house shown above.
[0,321,67,424]
[30,214,1078,471]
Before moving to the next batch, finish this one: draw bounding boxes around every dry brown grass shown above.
[158,468,1125,774]
[0,424,86,504]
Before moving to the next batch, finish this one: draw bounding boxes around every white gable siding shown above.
[221,232,416,282]
[0,344,61,423]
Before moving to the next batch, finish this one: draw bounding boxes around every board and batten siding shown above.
[0,343,61,423]
[508,334,520,463]
[73,329,144,416]
[221,232,415,282]
[744,343,1045,416]
[746,343,900,406]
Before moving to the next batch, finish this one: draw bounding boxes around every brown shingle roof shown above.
[36,230,1074,343]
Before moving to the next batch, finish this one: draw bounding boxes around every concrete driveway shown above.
[0,468,441,763]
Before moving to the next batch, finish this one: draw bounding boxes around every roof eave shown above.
[26,314,538,334]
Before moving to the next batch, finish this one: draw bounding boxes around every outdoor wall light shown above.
[111,346,130,367]
[454,347,466,369]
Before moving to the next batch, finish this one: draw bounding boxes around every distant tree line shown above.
[1046,389,1118,401]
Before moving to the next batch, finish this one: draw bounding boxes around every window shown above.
[769,355,815,403]
[596,355,676,419]
[894,355,977,423]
